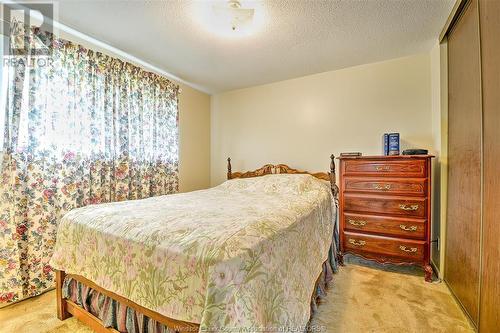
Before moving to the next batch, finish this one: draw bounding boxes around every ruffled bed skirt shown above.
[63,258,336,333]
[63,276,173,333]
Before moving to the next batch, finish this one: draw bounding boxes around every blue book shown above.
[388,133,400,155]
[383,133,389,156]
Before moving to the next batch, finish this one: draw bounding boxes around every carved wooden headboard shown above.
[226,155,339,197]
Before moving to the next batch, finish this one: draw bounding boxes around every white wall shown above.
[211,53,435,185]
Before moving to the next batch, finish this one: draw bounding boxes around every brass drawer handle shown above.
[400,224,418,231]
[399,245,418,253]
[375,165,390,171]
[348,219,367,226]
[399,204,419,211]
[373,183,391,190]
[348,239,366,246]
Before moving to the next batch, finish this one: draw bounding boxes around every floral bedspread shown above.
[50,174,336,332]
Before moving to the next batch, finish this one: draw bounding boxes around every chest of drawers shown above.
[338,155,434,282]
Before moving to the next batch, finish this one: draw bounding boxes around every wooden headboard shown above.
[226,155,339,197]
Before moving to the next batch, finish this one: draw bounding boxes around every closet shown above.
[444,0,499,331]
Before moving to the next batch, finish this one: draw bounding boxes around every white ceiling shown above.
[52,0,454,94]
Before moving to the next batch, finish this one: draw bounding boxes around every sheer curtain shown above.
[0,27,179,305]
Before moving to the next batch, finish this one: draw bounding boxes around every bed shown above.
[51,156,339,333]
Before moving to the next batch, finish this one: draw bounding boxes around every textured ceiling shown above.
[52,0,454,93]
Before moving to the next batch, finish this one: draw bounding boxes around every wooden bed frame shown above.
[55,155,338,333]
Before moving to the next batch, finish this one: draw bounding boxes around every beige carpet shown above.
[0,263,473,333]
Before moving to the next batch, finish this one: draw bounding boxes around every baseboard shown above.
[443,278,478,332]
[430,259,442,279]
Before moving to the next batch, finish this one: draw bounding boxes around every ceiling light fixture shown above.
[194,0,264,38]
[212,0,255,32]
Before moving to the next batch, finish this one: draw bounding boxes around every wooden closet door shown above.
[445,0,482,324]
[478,0,500,331]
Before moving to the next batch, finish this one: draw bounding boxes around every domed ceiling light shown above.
[212,0,255,32]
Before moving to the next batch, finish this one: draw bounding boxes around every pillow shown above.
[219,173,319,195]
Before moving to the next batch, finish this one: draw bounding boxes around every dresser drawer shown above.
[344,232,425,261]
[344,194,427,218]
[344,213,426,239]
[343,177,427,196]
[343,159,427,177]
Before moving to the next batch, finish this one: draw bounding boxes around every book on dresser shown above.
[337,155,434,282]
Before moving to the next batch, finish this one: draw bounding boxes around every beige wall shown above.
[430,43,442,274]
[178,84,211,192]
[439,40,448,278]
[55,31,211,192]
[432,40,449,277]
[428,40,449,277]
[211,53,435,185]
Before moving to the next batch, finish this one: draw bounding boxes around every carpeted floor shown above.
[309,258,474,333]
[0,259,473,333]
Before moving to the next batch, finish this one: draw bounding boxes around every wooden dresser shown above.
[338,155,434,282]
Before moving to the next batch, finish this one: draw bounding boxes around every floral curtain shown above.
[0,27,179,305]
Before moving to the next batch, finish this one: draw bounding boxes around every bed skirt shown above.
[63,255,336,333]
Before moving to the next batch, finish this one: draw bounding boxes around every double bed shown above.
[50,156,339,333]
